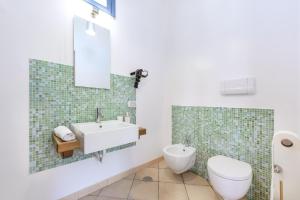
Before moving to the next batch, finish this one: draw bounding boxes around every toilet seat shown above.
[208,155,252,181]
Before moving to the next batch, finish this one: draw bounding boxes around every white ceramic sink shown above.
[71,120,139,154]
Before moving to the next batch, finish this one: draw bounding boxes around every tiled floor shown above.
[79,159,247,200]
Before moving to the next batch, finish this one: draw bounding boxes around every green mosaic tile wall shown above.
[29,59,136,173]
[172,106,274,200]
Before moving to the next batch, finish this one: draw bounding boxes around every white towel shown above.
[54,126,76,142]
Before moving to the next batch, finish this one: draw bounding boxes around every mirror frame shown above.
[84,0,116,17]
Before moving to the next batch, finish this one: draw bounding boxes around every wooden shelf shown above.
[52,133,80,159]
[139,127,147,138]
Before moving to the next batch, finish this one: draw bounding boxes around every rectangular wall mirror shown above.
[73,16,111,89]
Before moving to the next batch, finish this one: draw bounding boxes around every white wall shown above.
[0,0,299,199]
[0,0,167,199]
[298,1,300,133]
[162,0,300,146]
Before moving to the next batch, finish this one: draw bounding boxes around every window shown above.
[84,0,116,17]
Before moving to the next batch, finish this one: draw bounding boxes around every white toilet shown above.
[208,155,252,200]
[163,144,196,174]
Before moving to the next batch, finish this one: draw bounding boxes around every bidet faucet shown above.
[96,107,104,124]
[184,135,192,147]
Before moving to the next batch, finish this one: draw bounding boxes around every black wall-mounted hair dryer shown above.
[130,69,148,88]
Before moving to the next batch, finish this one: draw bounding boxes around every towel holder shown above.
[52,133,80,158]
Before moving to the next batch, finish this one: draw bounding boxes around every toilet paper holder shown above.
[281,139,293,148]
[274,164,282,174]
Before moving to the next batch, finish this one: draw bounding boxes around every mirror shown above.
[73,16,111,89]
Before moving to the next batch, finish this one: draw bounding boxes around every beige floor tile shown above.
[159,169,183,183]
[97,196,126,200]
[182,171,209,186]
[215,192,223,200]
[214,191,247,200]
[148,161,159,168]
[135,168,159,181]
[158,160,168,169]
[159,182,188,200]
[124,173,135,180]
[186,185,218,200]
[128,180,158,200]
[99,179,133,199]
[79,196,97,200]
[87,189,101,196]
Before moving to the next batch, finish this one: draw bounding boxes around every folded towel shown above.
[54,126,76,142]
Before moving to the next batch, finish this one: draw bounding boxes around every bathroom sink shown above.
[71,120,139,154]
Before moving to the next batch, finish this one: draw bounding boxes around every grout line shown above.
[182,174,190,200]
[158,162,160,200]
[101,195,126,200]
[126,173,136,200]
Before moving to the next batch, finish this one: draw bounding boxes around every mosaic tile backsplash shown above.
[29,59,136,173]
[172,106,274,200]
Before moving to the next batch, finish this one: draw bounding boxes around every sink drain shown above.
[143,176,153,182]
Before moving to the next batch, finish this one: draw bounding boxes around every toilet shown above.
[163,144,196,174]
[207,155,252,200]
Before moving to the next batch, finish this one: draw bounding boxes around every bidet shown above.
[163,144,196,174]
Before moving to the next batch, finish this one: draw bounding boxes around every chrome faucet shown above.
[96,108,104,124]
[184,135,192,147]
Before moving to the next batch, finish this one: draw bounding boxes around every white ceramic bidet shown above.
[163,144,196,174]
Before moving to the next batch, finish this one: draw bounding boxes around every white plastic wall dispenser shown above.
[221,78,256,95]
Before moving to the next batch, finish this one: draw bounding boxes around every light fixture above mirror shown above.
[85,9,98,36]
[86,22,96,36]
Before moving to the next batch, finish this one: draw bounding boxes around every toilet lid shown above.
[207,155,252,181]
